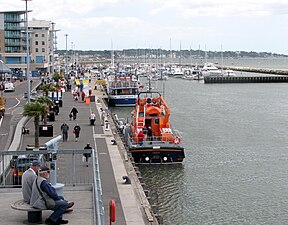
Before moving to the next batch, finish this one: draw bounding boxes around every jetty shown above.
[204,75,288,83]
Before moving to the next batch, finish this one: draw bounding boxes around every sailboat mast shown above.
[221,44,224,74]
[179,40,182,65]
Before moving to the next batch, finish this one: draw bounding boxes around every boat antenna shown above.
[162,81,165,98]
[148,77,152,92]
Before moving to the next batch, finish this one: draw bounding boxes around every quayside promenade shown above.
[0,76,157,225]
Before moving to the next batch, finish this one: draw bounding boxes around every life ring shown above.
[174,136,181,145]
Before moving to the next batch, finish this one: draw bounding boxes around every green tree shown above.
[23,102,46,148]
[53,72,62,82]
[36,96,53,125]
[39,84,56,96]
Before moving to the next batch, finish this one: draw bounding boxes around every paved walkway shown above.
[0,76,151,225]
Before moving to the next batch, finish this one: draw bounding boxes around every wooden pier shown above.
[204,76,288,83]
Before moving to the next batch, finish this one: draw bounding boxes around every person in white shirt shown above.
[89,112,96,125]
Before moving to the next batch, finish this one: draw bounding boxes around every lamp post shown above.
[71,42,73,68]
[22,0,32,103]
[64,34,68,75]
[50,23,60,78]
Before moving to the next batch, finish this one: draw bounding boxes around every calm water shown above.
[111,60,288,225]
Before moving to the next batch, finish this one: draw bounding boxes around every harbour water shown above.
[111,58,288,225]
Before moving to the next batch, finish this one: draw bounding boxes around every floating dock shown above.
[204,76,288,83]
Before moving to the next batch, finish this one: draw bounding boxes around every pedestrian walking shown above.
[81,91,85,102]
[74,92,78,101]
[83,143,92,167]
[60,123,69,141]
[54,104,59,115]
[73,124,81,142]
[89,112,96,125]
[70,107,78,120]
[100,108,105,126]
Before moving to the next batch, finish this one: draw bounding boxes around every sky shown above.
[2,0,288,54]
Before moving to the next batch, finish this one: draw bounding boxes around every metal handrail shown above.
[92,148,104,225]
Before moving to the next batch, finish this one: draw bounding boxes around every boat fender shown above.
[174,136,181,145]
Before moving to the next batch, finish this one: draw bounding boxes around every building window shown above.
[35,34,38,37]
[42,34,45,37]
[35,41,38,45]
[42,48,45,52]
[42,41,45,45]
[36,48,38,52]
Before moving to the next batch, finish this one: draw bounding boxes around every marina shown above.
[2,1,288,224]
[111,65,288,225]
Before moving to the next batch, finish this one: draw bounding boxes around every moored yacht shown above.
[201,63,222,77]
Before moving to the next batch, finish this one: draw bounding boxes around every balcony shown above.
[5,34,21,39]
[4,26,26,31]
[4,18,23,23]
[5,42,21,47]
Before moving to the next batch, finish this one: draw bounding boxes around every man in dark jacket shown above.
[60,123,69,141]
[83,143,92,167]
[70,107,78,120]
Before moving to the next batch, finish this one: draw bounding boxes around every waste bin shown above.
[39,125,53,137]
[86,97,90,104]
[90,95,95,102]
[48,112,55,122]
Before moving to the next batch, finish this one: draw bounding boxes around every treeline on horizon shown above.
[55,49,287,59]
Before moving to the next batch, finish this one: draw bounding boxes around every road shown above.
[0,78,41,150]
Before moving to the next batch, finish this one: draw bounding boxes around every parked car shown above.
[10,154,39,185]
[4,82,15,92]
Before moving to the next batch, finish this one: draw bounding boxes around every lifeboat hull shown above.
[129,146,185,164]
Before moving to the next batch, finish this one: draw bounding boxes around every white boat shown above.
[172,67,184,78]
[201,63,222,77]
[107,73,141,107]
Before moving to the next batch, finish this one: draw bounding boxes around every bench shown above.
[11,199,45,223]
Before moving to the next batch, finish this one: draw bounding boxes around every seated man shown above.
[22,160,41,204]
[30,166,74,225]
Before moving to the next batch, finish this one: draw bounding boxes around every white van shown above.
[4,82,15,92]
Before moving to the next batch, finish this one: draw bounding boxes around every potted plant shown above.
[52,71,62,83]
[39,84,56,97]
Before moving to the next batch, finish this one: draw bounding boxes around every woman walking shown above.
[73,124,81,142]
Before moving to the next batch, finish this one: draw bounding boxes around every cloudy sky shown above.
[2,0,288,54]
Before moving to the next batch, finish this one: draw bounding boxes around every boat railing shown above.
[109,81,138,88]
[125,133,183,148]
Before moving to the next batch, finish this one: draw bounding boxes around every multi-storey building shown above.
[0,11,54,76]
[0,11,27,73]
[28,19,53,75]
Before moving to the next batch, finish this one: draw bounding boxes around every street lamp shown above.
[22,0,32,103]
[64,34,68,75]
